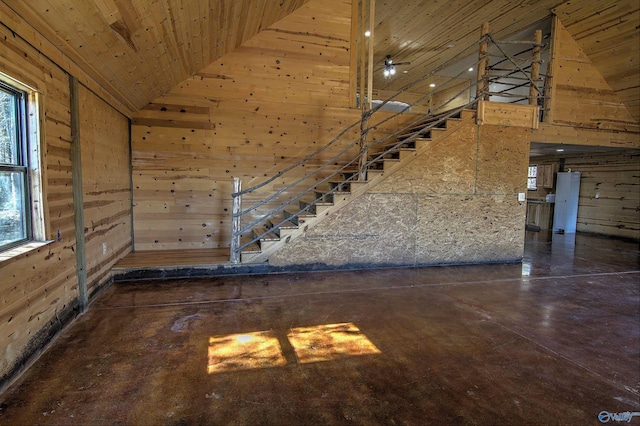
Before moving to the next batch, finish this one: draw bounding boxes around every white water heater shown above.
[553,171,581,233]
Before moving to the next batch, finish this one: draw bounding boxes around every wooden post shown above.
[349,0,359,107]
[542,15,558,123]
[230,177,242,264]
[358,0,366,108]
[366,0,374,110]
[476,22,490,101]
[529,29,542,106]
[69,76,88,312]
[357,0,374,181]
[358,106,369,181]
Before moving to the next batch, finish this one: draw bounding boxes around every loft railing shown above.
[229,23,549,263]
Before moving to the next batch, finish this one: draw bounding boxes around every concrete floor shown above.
[0,232,638,425]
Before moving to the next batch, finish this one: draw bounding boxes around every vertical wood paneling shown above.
[131,0,356,251]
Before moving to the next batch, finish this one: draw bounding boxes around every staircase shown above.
[239,107,477,263]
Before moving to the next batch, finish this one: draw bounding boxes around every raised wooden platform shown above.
[114,248,231,268]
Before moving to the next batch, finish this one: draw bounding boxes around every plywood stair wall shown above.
[240,108,477,263]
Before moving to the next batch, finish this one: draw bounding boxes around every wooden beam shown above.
[69,76,88,312]
[366,0,374,110]
[542,15,558,123]
[529,29,542,105]
[359,0,366,108]
[230,177,242,264]
[349,0,358,108]
[476,22,490,101]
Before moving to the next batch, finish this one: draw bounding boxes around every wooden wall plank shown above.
[0,12,132,389]
[2,0,311,110]
[553,0,640,121]
[131,0,356,251]
[528,150,640,240]
[78,85,132,294]
[0,22,78,386]
[547,19,638,132]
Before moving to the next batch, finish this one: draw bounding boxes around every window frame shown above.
[527,165,538,191]
[0,72,47,256]
[0,81,33,251]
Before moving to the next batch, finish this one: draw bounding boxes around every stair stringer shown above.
[241,109,477,263]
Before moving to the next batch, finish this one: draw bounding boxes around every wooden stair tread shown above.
[268,218,298,229]
[252,227,280,241]
[240,240,261,254]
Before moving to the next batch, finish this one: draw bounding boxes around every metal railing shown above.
[230,25,549,263]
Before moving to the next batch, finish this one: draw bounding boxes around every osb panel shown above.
[270,193,417,267]
[476,125,530,195]
[373,122,478,194]
[415,195,525,264]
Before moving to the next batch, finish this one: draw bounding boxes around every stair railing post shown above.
[529,29,542,106]
[476,22,490,101]
[230,177,242,264]
[358,107,370,181]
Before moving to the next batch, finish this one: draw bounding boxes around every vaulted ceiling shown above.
[372,0,639,120]
[2,0,310,111]
[2,0,638,118]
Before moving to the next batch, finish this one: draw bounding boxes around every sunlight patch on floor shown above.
[288,323,381,364]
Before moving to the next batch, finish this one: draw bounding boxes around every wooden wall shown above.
[553,0,640,122]
[530,151,640,240]
[3,0,311,111]
[131,0,361,251]
[79,85,132,294]
[0,15,131,388]
[547,19,638,133]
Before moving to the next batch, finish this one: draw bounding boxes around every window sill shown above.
[0,240,55,263]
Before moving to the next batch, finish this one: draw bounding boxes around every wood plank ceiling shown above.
[1,0,310,111]
[372,0,639,121]
[2,0,637,119]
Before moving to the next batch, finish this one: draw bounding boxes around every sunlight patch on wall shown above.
[287,323,381,364]
[207,331,286,374]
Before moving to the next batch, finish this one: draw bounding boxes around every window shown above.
[0,76,43,253]
[527,165,537,190]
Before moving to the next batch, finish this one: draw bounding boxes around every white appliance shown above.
[553,171,581,233]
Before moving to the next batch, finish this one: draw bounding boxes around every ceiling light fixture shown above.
[468,67,474,72]
[556,149,565,152]
[383,55,396,78]
[364,30,371,37]
[382,55,410,79]
[429,83,436,88]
